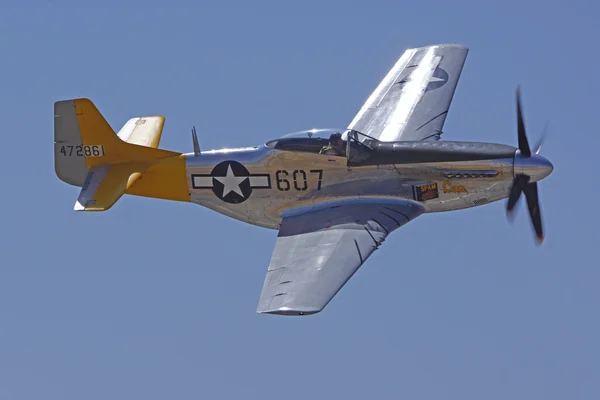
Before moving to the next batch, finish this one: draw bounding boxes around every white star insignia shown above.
[215,164,248,198]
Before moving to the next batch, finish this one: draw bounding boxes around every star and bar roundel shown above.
[191,160,271,204]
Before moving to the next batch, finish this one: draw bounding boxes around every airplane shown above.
[53,43,553,316]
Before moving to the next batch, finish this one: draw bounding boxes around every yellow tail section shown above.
[54,98,190,211]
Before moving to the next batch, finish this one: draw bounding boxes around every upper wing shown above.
[347,44,468,142]
[257,199,425,315]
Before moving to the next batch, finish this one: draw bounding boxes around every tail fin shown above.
[54,98,183,211]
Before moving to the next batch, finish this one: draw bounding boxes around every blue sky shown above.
[1,1,599,399]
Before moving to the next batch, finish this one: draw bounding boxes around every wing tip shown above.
[257,306,321,316]
[409,43,469,52]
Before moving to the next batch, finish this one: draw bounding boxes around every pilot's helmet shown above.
[329,132,342,143]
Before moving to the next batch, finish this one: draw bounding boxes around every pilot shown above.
[319,132,346,156]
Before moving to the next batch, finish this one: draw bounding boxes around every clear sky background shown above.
[1,1,598,399]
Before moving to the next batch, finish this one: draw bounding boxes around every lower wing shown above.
[257,198,425,315]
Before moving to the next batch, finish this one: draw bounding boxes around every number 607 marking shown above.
[275,169,322,191]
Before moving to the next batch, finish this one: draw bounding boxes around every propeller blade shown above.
[506,182,522,215]
[523,182,544,244]
[534,120,549,155]
[516,86,531,157]
[506,175,529,218]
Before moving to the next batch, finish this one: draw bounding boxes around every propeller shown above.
[506,87,552,245]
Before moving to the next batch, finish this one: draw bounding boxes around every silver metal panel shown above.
[256,198,425,315]
[348,44,469,142]
[54,100,88,186]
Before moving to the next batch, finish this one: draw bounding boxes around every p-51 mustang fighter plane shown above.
[54,44,553,316]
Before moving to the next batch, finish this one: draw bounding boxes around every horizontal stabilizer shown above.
[75,163,148,211]
[117,116,165,148]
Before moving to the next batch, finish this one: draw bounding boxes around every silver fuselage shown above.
[183,140,550,230]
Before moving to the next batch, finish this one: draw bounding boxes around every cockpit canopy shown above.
[265,128,345,152]
[265,128,376,162]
